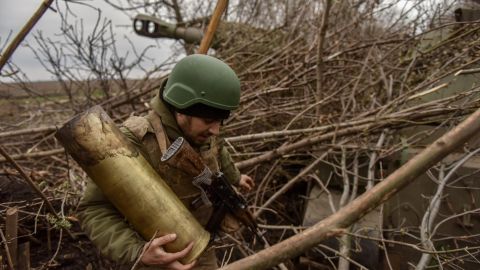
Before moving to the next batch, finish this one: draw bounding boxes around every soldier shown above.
[78,54,254,270]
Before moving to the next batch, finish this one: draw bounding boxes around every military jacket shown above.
[77,90,241,268]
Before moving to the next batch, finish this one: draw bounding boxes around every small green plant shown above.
[46,213,72,230]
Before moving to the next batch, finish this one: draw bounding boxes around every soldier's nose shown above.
[208,121,221,136]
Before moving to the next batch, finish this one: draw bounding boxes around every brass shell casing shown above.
[55,106,210,264]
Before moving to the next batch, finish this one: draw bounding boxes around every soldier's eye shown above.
[203,118,221,125]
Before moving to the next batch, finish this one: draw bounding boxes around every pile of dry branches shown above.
[1,0,480,269]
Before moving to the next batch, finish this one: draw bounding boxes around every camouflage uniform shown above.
[78,85,241,269]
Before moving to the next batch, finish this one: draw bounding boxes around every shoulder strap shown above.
[147,111,170,154]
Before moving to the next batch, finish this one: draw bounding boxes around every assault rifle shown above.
[161,137,261,240]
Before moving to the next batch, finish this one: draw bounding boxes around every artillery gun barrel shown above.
[133,14,203,44]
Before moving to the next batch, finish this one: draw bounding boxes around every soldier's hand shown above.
[239,174,254,192]
[140,234,196,270]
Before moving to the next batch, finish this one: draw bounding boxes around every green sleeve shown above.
[77,179,145,265]
[120,126,151,163]
[218,141,241,186]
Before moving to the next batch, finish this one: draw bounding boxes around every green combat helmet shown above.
[163,54,241,115]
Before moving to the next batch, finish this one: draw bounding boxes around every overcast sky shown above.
[1,1,455,83]
[0,0,174,82]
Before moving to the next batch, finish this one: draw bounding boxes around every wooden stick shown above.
[0,149,64,163]
[315,0,333,117]
[0,0,54,72]
[197,0,228,54]
[5,208,18,269]
[0,126,56,139]
[17,242,30,270]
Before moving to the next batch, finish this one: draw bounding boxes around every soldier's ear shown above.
[175,112,192,128]
[174,111,182,124]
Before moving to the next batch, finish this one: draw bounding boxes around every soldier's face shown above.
[176,113,221,145]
